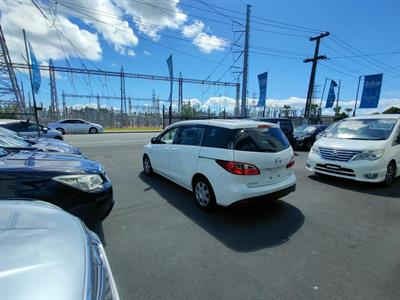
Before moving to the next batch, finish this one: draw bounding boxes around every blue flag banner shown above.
[359,74,383,109]
[29,42,41,94]
[325,80,337,108]
[257,72,268,107]
[167,54,173,104]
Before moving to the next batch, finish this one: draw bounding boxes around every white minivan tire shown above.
[143,155,154,176]
[193,175,217,211]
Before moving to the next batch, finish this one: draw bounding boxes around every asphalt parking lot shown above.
[67,133,400,300]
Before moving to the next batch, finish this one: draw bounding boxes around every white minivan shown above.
[307,114,400,186]
[143,119,296,210]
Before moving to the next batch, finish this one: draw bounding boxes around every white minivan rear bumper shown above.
[211,172,296,206]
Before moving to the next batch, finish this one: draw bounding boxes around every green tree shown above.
[333,106,349,121]
[181,103,198,120]
[344,108,353,115]
[383,107,400,114]
[310,104,319,116]
[282,105,291,117]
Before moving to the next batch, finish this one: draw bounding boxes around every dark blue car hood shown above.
[0,151,102,174]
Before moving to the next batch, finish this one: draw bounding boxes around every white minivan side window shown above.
[174,126,204,146]
[159,127,178,144]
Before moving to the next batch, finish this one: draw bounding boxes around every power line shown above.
[330,50,400,59]
[190,0,323,33]
[203,49,232,81]
[330,35,400,77]
[29,0,234,68]
[196,0,243,27]
[30,0,102,70]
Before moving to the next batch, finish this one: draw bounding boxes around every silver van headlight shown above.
[53,174,103,191]
[353,149,385,161]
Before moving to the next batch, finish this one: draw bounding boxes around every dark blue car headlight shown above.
[53,174,104,191]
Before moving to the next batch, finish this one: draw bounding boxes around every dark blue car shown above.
[0,148,114,227]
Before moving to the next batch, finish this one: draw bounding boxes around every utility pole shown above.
[241,4,251,118]
[0,25,25,114]
[120,65,126,126]
[178,72,183,115]
[62,91,67,118]
[235,83,240,117]
[96,94,100,110]
[128,97,132,115]
[20,81,26,112]
[304,31,329,119]
[49,59,59,121]
[28,92,32,113]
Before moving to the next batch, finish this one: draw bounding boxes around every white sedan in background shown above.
[48,119,104,134]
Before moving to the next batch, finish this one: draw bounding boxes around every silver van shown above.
[0,200,119,300]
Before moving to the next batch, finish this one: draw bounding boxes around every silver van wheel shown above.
[195,181,210,207]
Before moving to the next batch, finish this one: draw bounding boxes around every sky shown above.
[0,0,399,114]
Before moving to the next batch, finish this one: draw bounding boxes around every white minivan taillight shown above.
[216,160,260,175]
[286,155,295,168]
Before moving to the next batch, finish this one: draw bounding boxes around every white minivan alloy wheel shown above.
[143,155,153,176]
[195,181,210,207]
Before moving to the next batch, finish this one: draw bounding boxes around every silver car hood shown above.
[0,200,86,300]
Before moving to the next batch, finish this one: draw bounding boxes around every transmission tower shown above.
[0,25,26,114]
[49,59,59,120]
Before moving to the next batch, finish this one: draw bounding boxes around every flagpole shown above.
[23,29,40,137]
[319,78,328,116]
[336,80,341,114]
[262,74,268,117]
[353,76,362,117]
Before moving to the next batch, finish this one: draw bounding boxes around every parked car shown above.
[48,119,104,134]
[0,200,119,300]
[0,133,82,156]
[252,117,295,145]
[307,114,400,186]
[294,124,327,150]
[0,119,64,140]
[143,119,296,210]
[0,148,114,226]
[315,121,342,140]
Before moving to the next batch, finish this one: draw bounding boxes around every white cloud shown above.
[182,20,227,53]
[144,50,152,56]
[182,20,204,38]
[116,0,187,40]
[0,0,102,62]
[0,0,229,66]
[197,96,400,115]
[59,0,138,55]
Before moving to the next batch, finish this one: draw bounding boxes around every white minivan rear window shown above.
[234,127,290,152]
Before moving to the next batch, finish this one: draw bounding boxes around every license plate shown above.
[325,164,341,170]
